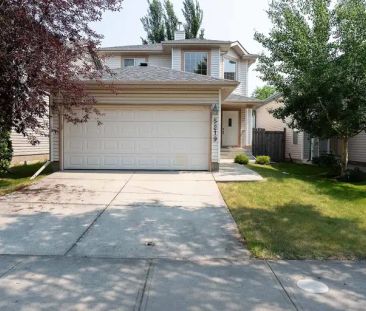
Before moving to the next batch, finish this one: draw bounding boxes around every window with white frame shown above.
[123,58,146,67]
[224,58,237,80]
[184,52,208,75]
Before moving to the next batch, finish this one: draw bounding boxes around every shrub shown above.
[255,155,271,165]
[338,167,366,183]
[234,154,249,165]
[313,153,342,177]
[0,130,13,173]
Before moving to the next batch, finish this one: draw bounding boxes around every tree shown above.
[164,0,179,40]
[141,0,166,43]
[252,85,277,100]
[255,0,366,175]
[182,0,203,39]
[0,0,123,169]
[0,130,12,173]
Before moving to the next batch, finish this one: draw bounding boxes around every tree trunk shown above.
[340,137,349,176]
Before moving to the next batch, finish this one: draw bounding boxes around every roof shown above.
[254,93,283,109]
[98,43,163,52]
[84,65,239,86]
[226,94,263,103]
[162,39,232,45]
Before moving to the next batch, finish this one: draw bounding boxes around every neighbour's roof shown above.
[226,94,263,103]
[84,65,239,86]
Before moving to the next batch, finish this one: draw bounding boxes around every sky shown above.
[91,0,272,95]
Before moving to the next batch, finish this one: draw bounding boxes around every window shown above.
[224,58,237,80]
[184,52,208,75]
[228,118,232,127]
[123,58,145,67]
[293,130,299,145]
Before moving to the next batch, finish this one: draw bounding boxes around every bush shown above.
[234,154,249,165]
[255,155,271,165]
[312,153,342,177]
[0,130,13,173]
[338,167,366,183]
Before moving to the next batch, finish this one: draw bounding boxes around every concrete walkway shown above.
[214,159,263,182]
[0,171,364,310]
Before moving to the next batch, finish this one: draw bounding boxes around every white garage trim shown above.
[62,105,211,171]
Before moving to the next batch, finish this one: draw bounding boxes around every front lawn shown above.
[218,163,366,260]
[0,162,54,196]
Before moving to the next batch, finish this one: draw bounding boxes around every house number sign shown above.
[213,117,219,142]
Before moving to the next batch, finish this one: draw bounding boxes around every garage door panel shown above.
[64,106,210,170]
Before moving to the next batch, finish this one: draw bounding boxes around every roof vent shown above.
[139,62,148,67]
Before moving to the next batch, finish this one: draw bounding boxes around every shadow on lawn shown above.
[234,202,366,260]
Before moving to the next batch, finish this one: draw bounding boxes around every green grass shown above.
[0,162,55,196]
[218,163,366,260]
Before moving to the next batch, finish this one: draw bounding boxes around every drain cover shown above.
[145,241,155,247]
[297,279,329,294]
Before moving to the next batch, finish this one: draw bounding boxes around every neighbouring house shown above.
[49,30,260,171]
[255,94,366,165]
[10,98,50,165]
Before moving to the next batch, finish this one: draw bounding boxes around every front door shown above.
[222,111,239,147]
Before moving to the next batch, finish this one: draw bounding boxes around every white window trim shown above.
[183,51,209,75]
[223,57,238,81]
[123,58,146,67]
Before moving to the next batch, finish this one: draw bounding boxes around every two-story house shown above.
[49,30,260,171]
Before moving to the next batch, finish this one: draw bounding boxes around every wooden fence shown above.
[252,128,286,162]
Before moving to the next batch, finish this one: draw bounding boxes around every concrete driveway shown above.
[0,171,365,310]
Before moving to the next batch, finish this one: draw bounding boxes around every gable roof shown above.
[83,65,239,87]
[98,43,163,52]
[226,94,263,104]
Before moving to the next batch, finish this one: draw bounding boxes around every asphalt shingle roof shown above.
[94,65,238,85]
[226,94,263,103]
[98,43,163,51]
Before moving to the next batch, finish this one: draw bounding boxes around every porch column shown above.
[210,90,221,172]
[245,108,253,146]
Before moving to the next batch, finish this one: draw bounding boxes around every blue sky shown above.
[91,0,272,95]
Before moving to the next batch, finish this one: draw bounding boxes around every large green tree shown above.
[255,0,366,175]
[164,0,179,40]
[252,85,277,100]
[141,0,166,43]
[182,0,203,39]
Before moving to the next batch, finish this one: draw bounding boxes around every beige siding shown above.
[211,91,221,164]
[211,48,220,78]
[80,89,219,105]
[172,48,181,70]
[349,131,366,163]
[11,131,49,156]
[148,54,171,68]
[240,108,246,146]
[50,109,60,161]
[234,60,248,96]
[256,100,304,160]
[104,55,121,69]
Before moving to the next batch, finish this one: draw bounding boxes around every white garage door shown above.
[63,106,210,170]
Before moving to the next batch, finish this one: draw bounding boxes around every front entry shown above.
[222,111,239,147]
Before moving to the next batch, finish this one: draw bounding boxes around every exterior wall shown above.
[104,55,121,69]
[348,131,366,164]
[50,110,60,162]
[172,48,182,70]
[148,54,171,68]
[236,61,248,96]
[10,97,50,162]
[210,48,220,78]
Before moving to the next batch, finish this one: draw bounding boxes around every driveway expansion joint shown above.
[63,173,135,256]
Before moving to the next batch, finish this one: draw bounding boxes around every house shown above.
[255,95,366,165]
[10,99,50,165]
[49,30,260,171]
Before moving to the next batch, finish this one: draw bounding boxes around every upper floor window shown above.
[224,58,237,80]
[123,58,146,67]
[184,52,208,75]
